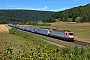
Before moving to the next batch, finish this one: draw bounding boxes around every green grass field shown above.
[0,29,60,59]
[0,32,36,54]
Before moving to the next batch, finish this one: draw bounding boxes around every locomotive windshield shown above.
[69,33,73,35]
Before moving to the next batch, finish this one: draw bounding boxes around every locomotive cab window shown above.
[69,33,73,35]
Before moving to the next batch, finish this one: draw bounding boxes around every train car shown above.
[25,27,33,32]
[33,28,37,33]
[29,28,34,32]
[8,24,13,26]
[8,24,16,27]
[16,26,21,29]
[49,30,74,41]
[19,26,24,30]
[25,27,31,32]
[29,28,37,33]
[18,26,23,30]
[37,28,40,33]
[19,26,26,30]
[23,27,28,31]
[39,28,50,35]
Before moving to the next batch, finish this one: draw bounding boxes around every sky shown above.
[0,0,90,11]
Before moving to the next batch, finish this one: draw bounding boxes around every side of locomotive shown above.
[49,30,74,41]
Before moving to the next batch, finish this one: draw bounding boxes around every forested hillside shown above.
[0,10,53,24]
[0,4,90,24]
[43,4,90,22]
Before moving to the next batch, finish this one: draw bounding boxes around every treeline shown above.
[0,10,53,24]
[19,21,51,26]
[43,3,90,22]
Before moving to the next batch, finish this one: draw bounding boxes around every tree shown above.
[75,17,82,22]
[67,18,73,22]
[62,17,66,22]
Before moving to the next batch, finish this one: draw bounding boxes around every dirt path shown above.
[0,24,9,32]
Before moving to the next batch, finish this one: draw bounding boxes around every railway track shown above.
[8,25,90,48]
[33,33,90,47]
[74,40,90,46]
[30,32,90,48]
[18,30,90,48]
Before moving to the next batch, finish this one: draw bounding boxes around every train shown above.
[8,24,74,42]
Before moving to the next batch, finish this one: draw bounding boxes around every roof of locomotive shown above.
[52,29,70,32]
